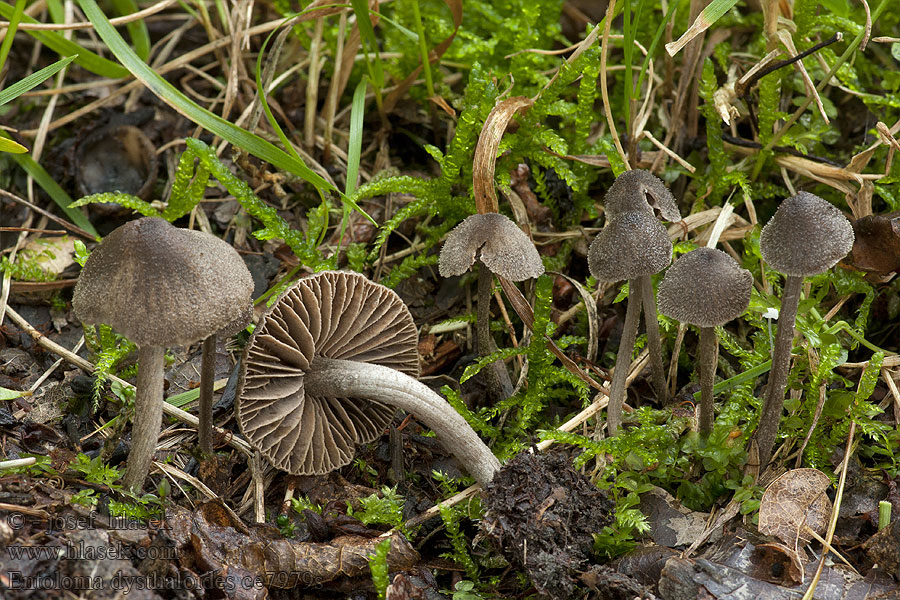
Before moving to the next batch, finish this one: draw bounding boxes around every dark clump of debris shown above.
[482,449,616,598]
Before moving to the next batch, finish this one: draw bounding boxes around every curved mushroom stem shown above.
[698,326,718,435]
[606,278,644,436]
[123,345,165,492]
[198,335,216,456]
[476,259,514,401]
[753,275,803,469]
[304,357,501,486]
[639,273,668,401]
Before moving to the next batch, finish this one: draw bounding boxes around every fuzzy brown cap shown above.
[73,217,253,347]
[760,192,854,277]
[604,169,682,222]
[588,211,672,282]
[658,247,753,327]
[438,213,544,281]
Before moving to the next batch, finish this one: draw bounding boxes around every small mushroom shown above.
[438,213,544,400]
[588,210,672,434]
[603,169,682,222]
[753,192,854,469]
[601,170,682,403]
[73,217,253,491]
[237,271,501,486]
[657,248,752,434]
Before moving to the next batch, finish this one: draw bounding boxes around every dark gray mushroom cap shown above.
[604,169,682,222]
[438,213,544,281]
[588,211,672,282]
[760,192,854,277]
[236,271,419,475]
[658,248,753,327]
[72,217,253,347]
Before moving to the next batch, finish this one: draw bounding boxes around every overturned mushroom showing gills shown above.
[657,248,752,434]
[438,213,544,400]
[753,192,854,469]
[589,210,672,434]
[72,217,253,491]
[237,271,501,486]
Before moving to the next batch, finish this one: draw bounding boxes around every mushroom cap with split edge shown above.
[236,271,420,475]
[759,191,854,277]
[588,211,673,282]
[657,247,753,327]
[604,169,682,222]
[438,213,544,281]
[72,217,253,347]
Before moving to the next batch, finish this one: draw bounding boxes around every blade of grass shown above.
[253,12,375,225]
[350,0,384,110]
[0,138,28,153]
[111,0,151,61]
[346,78,367,196]
[410,0,434,98]
[0,0,25,76]
[665,0,739,56]
[692,359,772,401]
[0,55,77,105]
[77,0,334,195]
[337,78,368,250]
[0,2,129,79]
[1,138,99,237]
[635,0,679,100]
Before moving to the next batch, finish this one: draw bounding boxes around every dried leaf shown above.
[758,468,832,552]
[473,97,534,214]
[842,212,900,275]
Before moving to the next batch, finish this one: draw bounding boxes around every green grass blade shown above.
[350,0,385,91]
[3,140,99,238]
[0,55,77,106]
[0,137,28,153]
[0,0,24,76]
[255,20,308,167]
[345,78,368,196]
[111,0,151,61]
[77,0,335,194]
[0,2,129,78]
[635,0,679,96]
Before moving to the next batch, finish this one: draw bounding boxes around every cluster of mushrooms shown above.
[587,173,853,472]
[71,174,854,500]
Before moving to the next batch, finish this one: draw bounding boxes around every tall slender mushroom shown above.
[73,217,253,491]
[438,213,544,400]
[657,248,752,435]
[237,271,501,486]
[601,169,682,401]
[588,211,673,434]
[752,192,854,469]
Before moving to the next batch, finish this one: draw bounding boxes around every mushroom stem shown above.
[754,275,803,468]
[698,326,718,435]
[123,346,165,492]
[198,335,216,456]
[606,278,644,435]
[639,273,668,400]
[476,259,514,401]
[304,357,501,486]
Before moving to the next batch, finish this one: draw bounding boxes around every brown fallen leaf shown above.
[843,212,900,275]
[166,501,418,590]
